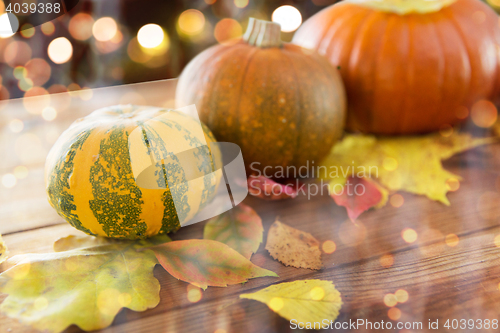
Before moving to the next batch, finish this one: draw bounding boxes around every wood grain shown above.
[1,80,500,332]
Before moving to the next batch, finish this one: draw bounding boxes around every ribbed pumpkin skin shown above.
[293,0,500,134]
[45,105,221,239]
[175,41,346,173]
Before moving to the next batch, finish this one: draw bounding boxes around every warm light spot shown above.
[310,287,325,301]
[395,289,408,303]
[214,18,242,43]
[272,5,302,32]
[127,37,153,63]
[380,254,394,268]
[322,240,336,254]
[111,67,124,80]
[5,41,32,67]
[471,100,497,128]
[69,13,94,40]
[24,87,50,114]
[48,37,73,64]
[338,220,367,246]
[490,0,500,7]
[9,119,24,133]
[445,234,459,247]
[97,289,121,316]
[93,17,117,42]
[137,24,164,48]
[2,173,16,188]
[455,106,469,119]
[382,157,398,171]
[472,11,486,24]
[34,297,49,311]
[187,285,202,303]
[446,178,460,192]
[42,107,57,121]
[402,228,418,243]
[178,10,205,36]
[20,23,35,38]
[388,307,401,320]
[68,83,81,93]
[11,262,31,279]
[13,66,27,79]
[18,77,33,91]
[64,257,79,271]
[269,297,284,311]
[205,0,216,4]
[494,234,500,248]
[41,21,55,36]
[384,293,398,307]
[477,192,500,220]
[0,13,17,38]
[14,166,28,179]
[234,0,249,8]
[214,329,226,333]
[390,194,404,208]
[78,87,93,101]
[25,58,51,86]
[439,124,453,137]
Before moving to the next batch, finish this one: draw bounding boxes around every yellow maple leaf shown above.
[0,234,8,265]
[319,132,494,205]
[240,280,342,324]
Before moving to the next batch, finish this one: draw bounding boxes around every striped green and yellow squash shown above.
[45,105,221,239]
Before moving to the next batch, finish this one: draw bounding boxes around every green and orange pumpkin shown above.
[293,0,500,134]
[45,105,221,239]
[176,18,346,174]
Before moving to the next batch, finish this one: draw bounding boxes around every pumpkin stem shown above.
[243,18,282,48]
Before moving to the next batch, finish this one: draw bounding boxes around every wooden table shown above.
[1,79,500,333]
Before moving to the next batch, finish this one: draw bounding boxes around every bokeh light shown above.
[20,23,35,38]
[187,285,202,303]
[93,17,117,42]
[9,119,24,133]
[234,0,249,8]
[272,5,302,32]
[214,18,242,43]
[445,178,460,192]
[402,228,418,243]
[384,293,397,307]
[42,107,57,121]
[338,220,367,246]
[69,13,94,40]
[395,289,408,303]
[471,100,497,128]
[41,22,55,36]
[13,166,28,179]
[455,106,469,119]
[23,87,50,114]
[0,13,18,38]
[322,240,336,254]
[178,10,205,36]
[388,307,402,320]
[2,173,17,188]
[48,37,73,64]
[439,124,453,137]
[380,254,394,268]
[268,297,284,311]
[390,194,404,208]
[382,157,398,171]
[138,24,165,49]
[25,58,51,86]
[4,41,32,67]
[310,287,325,301]
[445,234,459,247]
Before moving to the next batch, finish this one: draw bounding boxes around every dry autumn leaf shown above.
[204,203,263,259]
[266,220,322,270]
[0,234,170,333]
[150,239,278,290]
[248,176,300,200]
[240,280,342,324]
[0,234,8,265]
[320,132,494,206]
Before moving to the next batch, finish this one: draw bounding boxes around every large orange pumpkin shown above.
[293,0,500,135]
[176,18,346,174]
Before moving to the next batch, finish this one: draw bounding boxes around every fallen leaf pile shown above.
[0,234,8,265]
[320,132,495,219]
[203,204,263,259]
[266,220,323,270]
[240,280,342,323]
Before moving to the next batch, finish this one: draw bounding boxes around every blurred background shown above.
[0,0,347,101]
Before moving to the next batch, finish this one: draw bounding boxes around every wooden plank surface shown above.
[1,80,500,332]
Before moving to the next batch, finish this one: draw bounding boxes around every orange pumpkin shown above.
[293,0,500,134]
[176,18,346,174]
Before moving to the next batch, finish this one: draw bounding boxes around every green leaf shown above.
[150,239,278,290]
[0,234,8,265]
[204,203,263,259]
[0,235,170,333]
[240,280,342,323]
